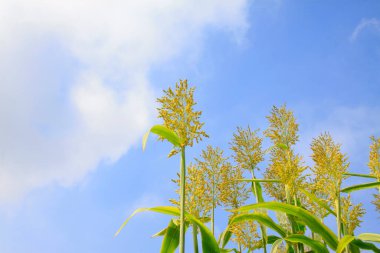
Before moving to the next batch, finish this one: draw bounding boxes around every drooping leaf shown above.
[237,179,281,183]
[267,235,282,244]
[352,239,380,253]
[270,239,284,253]
[257,181,264,203]
[218,228,232,248]
[234,202,338,250]
[160,219,180,253]
[344,173,377,179]
[285,234,329,253]
[357,233,380,243]
[336,235,355,253]
[142,125,181,151]
[115,206,220,253]
[299,188,336,217]
[341,182,380,193]
[230,213,287,238]
[152,227,167,238]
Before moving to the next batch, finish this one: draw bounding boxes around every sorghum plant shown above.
[115,85,380,253]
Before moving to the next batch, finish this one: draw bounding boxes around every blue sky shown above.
[0,1,380,252]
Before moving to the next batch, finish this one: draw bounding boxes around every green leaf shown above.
[299,188,336,217]
[230,213,287,238]
[237,179,281,183]
[142,125,181,151]
[357,233,380,243]
[270,239,284,253]
[285,235,329,253]
[352,239,380,253]
[160,219,180,253]
[218,228,232,248]
[341,182,380,193]
[152,227,167,237]
[336,235,355,253]
[344,173,377,179]
[267,235,282,244]
[254,180,264,203]
[234,202,338,250]
[115,206,220,253]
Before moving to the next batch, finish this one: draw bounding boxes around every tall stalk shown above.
[250,169,267,253]
[192,224,199,253]
[179,147,186,253]
[212,175,215,235]
[335,192,342,240]
[285,185,298,253]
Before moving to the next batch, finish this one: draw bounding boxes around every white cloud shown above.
[0,0,249,203]
[350,18,380,42]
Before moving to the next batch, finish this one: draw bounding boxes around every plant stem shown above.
[335,192,342,240]
[212,200,215,235]
[285,185,298,253]
[192,224,199,253]
[179,147,186,253]
[250,169,267,253]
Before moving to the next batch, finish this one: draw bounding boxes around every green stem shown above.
[212,200,215,236]
[179,147,186,253]
[335,192,342,240]
[211,176,215,236]
[285,185,298,253]
[192,224,199,253]
[293,195,304,253]
[250,169,267,253]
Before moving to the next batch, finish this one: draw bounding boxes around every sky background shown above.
[0,0,380,252]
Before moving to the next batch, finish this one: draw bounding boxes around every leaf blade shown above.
[336,235,355,253]
[233,202,338,250]
[341,182,380,193]
[142,125,181,151]
[160,219,180,253]
[230,213,287,238]
[115,206,220,253]
[284,234,329,253]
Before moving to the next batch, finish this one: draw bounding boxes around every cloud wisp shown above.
[0,0,249,204]
[350,18,380,42]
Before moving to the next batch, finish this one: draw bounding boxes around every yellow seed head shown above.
[230,126,264,172]
[264,105,299,147]
[341,195,365,235]
[368,136,380,180]
[310,133,349,202]
[157,80,208,156]
[229,217,260,251]
[170,163,212,218]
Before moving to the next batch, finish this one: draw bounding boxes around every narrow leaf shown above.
[237,179,281,183]
[230,213,287,238]
[152,227,167,238]
[233,202,338,250]
[218,228,232,248]
[160,219,180,253]
[271,239,284,253]
[300,188,336,217]
[352,239,380,253]
[285,235,329,253]
[344,173,377,179]
[267,235,282,244]
[357,233,380,243]
[142,125,181,151]
[336,235,355,253]
[115,206,220,253]
[341,182,380,193]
